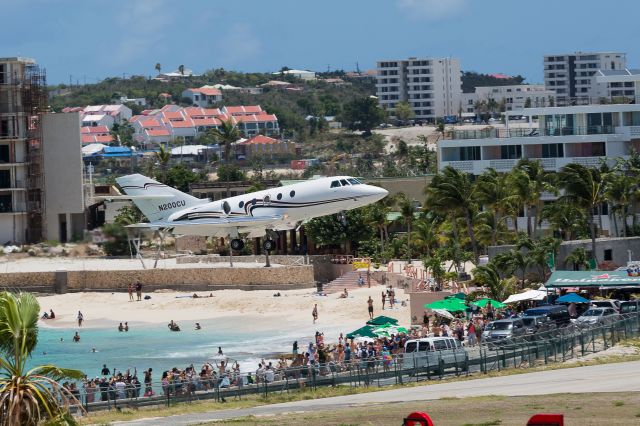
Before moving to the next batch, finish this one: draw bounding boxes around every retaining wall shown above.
[0,265,315,293]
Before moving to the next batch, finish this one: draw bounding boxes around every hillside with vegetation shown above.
[461,71,526,93]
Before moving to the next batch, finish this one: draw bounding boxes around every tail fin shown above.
[115,174,206,222]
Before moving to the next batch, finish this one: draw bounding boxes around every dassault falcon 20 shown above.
[112,174,388,252]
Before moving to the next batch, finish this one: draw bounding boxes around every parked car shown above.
[403,337,468,373]
[575,307,619,326]
[482,318,527,343]
[521,315,557,334]
[524,305,571,327]
[619,300,640,314]
[591,299,621,313]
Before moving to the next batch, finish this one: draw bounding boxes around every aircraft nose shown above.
[367,185,389,201]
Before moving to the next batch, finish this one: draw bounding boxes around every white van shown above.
[403,337,468,373]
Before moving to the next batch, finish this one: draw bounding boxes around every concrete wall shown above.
[0,265,315,293]
[42,112,85,242]
[408,291,455,324]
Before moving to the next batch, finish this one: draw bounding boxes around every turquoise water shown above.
[31,317,302,381]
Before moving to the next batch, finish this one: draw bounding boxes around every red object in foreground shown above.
[527,414,564,426]
[403,412,434,426]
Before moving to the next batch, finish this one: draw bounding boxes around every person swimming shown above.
[73,332,80,342]
[195,322,202,330]
[124,322,129,332]
[118,322,124,332]
[168,320,180,332]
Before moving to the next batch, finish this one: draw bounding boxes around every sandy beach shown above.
[36,285,410,340]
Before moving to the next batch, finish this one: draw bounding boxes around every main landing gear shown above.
[230,238,245,251]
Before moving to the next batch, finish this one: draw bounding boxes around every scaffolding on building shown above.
[20,64,47,243]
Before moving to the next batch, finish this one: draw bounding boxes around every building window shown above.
[542,143,564,158]
[604,249,613,261]
[459,146,480,161]
[500,145,522,160]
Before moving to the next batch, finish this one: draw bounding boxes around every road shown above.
[115,360,640,425]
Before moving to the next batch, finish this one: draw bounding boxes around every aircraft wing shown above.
[96,195,175,201]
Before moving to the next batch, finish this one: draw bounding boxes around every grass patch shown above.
[613,400,625,406]
[201,392,640,426]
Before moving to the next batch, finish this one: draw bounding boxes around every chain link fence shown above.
[72,311,640,415]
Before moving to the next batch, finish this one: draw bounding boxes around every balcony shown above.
[440,155,621,175]
[445,125,615,140]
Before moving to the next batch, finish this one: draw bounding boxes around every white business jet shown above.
[113,174,388,252]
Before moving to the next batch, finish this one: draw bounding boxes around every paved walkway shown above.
[115,361,640,425]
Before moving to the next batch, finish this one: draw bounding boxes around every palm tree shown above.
[472,262,517,302]
[508,159,555,237]
[412,214,439,258]
[559,163,611,265]
[0,291,84,425]
[398,194,417,263]
[425,166,480,263]
[493,248,533,288]
[565,247,591,271]
[154,145,171,183]
[208,118,241,197]
[540,200,588,241]
[154,62,161,75]
[366,203,390,254]
[605,170,634,237]
[476,168,515,245]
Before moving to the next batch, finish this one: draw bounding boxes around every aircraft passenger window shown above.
[264,195,271,204]
[330,180,340,188]
[222,201,231,215]
[340,179,349,186]
[239,201,244,208]
[347,178,361,185]
[290,190,295,198]
[252,198,257,205]
[277,193,282,200]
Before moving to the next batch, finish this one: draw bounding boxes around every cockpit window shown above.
[340,179,349,186]
[330,180,341,188]
[347,178,361,185]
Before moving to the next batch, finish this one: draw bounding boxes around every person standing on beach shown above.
[292,341,298,356]
[77,311,84,327]
[381,291,386,310]
[367,296,374,319]
[128,283,134,302]
[135,281,142,301]
[312,304,318,324]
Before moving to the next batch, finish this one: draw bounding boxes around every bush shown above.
[102,223,129,256]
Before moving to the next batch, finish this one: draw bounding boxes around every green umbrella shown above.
[366,315,399,326]
[425,298,467,312]
[472,298,506,309]
[448,292,467,301]
[346,325,376,339]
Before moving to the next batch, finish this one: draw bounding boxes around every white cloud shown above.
[397,0,468,20]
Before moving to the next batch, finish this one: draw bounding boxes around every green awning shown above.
[545,270,640,288]
[425,298,467,312]
[366,316,399,326]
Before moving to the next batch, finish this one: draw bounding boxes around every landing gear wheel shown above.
[263,239,276,252]
[230,239,244,251]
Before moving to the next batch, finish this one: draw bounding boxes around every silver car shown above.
[575,307,619,326]
[482,318,527,343]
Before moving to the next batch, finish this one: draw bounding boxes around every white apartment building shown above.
[461,85,556,115]
[437,103,640,234]
[181,86,223,108]
[592,69,640,103]
[544,52,626,105]
[376,57,462,121]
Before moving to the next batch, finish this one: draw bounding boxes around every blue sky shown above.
[2,0,639,84]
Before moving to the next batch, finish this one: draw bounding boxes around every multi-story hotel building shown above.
[437,103,640,234]
[376,57,462,122]
[544,52,626,105]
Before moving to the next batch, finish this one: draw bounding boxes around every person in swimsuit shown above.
[312,304,318,324]
[367,297,374,319]
[128,283,134,302]
[381,291,386,310]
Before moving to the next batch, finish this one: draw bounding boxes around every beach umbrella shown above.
[366,315,399,326]
[472,298,506,309]
[346,325,376,339]
[448,292,467,301]
[556,293,590,304]
[425,298,467,312]
[431,308,454,319]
